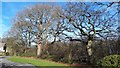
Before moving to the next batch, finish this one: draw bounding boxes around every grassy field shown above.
[8,56,68,67]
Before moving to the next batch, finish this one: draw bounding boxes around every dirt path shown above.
[0,56,37,68]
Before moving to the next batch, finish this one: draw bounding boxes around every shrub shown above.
[5,52,9,56]
[20,53,36,57]
[97,55,120,67]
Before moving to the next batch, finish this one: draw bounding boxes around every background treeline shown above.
[2,37,119,65]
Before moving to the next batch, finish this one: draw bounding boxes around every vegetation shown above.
[97,55,120,67]
[0,52,5,56]
[2,2,119,66]
[8,56,67,66]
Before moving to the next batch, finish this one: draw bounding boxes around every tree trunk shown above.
[86,40,93,56]
[37,43,42,57]
[68,50,72,64]
[86,40,93,64]
[13,50,17,56]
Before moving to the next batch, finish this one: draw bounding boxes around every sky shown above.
[1,0,119,2]
[0,0,119,38]
[1,2,36,38]
[0,2,66,38]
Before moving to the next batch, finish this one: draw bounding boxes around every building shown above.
[0,42,6,52]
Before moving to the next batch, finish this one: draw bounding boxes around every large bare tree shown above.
[5,2,119,62]
[63,2,118,63]
[11,4,63,57]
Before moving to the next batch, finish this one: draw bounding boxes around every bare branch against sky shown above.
[1,0,120,2]
[0,0,119,38]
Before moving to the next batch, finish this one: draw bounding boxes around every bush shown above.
[42,42,84,64]
[20,53,36,57]
[5,52,9,56]
[97,55,120,67]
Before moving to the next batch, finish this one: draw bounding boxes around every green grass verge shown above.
[7,56,67,67]
[0,52,5,56]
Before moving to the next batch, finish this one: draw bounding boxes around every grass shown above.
[7,56,93,68]
[0,52,5,56]
[7,56,68,67]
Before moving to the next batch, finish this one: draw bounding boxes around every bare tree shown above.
[48,7,68,44]
[4,2,119,62]
[10,4,62,57]
[63,2,118,63]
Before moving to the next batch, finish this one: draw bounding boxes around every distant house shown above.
[0,42,6,52]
